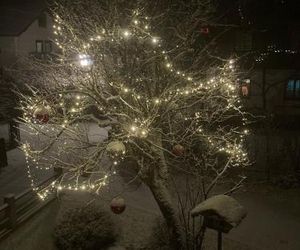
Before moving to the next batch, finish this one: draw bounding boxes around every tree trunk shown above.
[148,174,183,250]
[142,132,183,249]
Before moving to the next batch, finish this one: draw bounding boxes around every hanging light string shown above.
[20,5,250,200]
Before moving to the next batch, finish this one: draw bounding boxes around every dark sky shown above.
[0,0,47,35]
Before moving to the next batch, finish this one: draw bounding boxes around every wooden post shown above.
[4,194,17,229]
[0,138,7,168]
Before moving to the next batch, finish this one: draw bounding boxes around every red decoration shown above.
[172,144,185,157]
[200,27,209,34]
[241,85,249,96]
[33,105,50,123]
[240,79,250,97]
[110,197,126,214]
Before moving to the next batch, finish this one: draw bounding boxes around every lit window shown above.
[285,79,300,99]
[239,79,250,97]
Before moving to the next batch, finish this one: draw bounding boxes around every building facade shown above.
[0,1,55,68]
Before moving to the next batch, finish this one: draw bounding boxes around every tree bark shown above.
[142,132,183,249]
[148,174,183,250]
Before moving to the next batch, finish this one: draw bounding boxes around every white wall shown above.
[0,12,56,68]
[244,69,300,115]
[16,12,55,57]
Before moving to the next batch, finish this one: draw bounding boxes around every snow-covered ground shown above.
[0,122,109,200]
[1,173,300,250]
[0,123,300,249]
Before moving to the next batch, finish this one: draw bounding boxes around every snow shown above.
[106,140,125,154]
[1,123,300,249]
[191,194,247,227]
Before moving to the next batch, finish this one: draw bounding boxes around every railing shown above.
[0,173,60,240]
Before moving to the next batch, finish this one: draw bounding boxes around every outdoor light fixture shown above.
[78,54,93,68]
[123,30,130,38]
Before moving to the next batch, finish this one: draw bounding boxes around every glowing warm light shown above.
[123,30,130,37]
[78,54,93,67]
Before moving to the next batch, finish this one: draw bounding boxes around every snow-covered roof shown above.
[0,0,47,36]
[191,195,247,227]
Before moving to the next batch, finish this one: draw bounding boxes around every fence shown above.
[0,173,59,240]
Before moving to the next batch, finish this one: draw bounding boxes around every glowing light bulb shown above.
[78,54,93,67]
[152,37,158,44]
[123,30,130,37]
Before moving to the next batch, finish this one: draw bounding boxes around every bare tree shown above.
[18,0,250,249]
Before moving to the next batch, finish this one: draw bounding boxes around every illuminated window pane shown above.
[239,79,250,98]
[285,79,300,99]
[295,80,300,98]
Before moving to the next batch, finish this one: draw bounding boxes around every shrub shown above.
[54,205,117,250]
[144,217,170,250]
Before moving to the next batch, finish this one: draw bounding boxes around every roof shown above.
[0,0,47,36]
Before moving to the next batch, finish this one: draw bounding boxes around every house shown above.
[212,0,300,176]
[0,0,56,149]
[215,0,300,119]
[0,0,56,68]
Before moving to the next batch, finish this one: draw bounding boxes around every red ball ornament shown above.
[33,105,50,123]
[110,197,126,214]
[172,144,185,157]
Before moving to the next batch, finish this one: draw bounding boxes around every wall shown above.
[243,69,300,115]
[0,36,17,67]
[16,12,55,58]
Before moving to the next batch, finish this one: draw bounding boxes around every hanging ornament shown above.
[200,26,210,35]
[106,140,126,156]
[110,197,126,214]
[33,105,51,123]
[172,144,185,157]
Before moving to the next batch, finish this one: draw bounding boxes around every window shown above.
[44,41,52,53]
[285,79,300,99]
[36,40,43,53]
[239,79,251,98]
[235,31,252,51]
[38,13,47,28]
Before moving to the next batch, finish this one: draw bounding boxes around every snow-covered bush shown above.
[54,205,117,250]
[145,217,170,250]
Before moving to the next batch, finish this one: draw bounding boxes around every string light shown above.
[21,5,249,201]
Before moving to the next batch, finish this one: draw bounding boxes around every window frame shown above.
[235,30,253,52]
[284,79,300,100]
[239,79,251,98]
[44,40,52,53]
[35,40,44,53]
